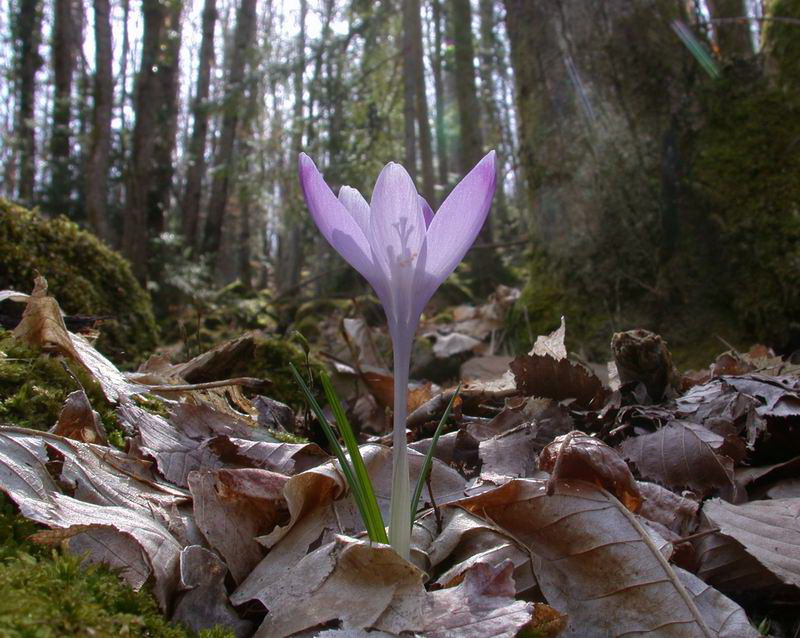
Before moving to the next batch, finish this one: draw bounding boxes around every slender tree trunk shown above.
[85,0,113,241]
[48,0,78,216]
[402,0,418,178]
[412,0,435,204]
[14,0,43,205]
[277,0,306,295]
[122,0,168,281]
[706,0,753,57]
[202,0,257,257]
[450,0,491,242]
[181,0,217,247]
[148,0,183,237]
[431,0,448,190]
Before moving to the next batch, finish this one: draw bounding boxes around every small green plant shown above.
[290,363,458,546]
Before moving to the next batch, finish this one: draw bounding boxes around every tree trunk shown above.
[48,0,78,216]
[450,0,491,242]
[402,0,418,178]
[277,0,306,295]
[202,0,258,257]
[706,0,753,58]
[148,0,183,238]
[85,0,113,241]
[412,0,435,204]
[181,0,217,248]
[122,0,169,281]
[431,0,449,191]
[14,0,43,205]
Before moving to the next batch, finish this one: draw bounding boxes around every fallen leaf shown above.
[479,424,538,484]
[456,479,737,637]
[510,353,607,410]
[171,545,253,638]
[702,497,800,588]
[618,421,735,494]
[50,389,108,445]
[636,480,699,535]
[540,432,642,512]
[530,317,566,359]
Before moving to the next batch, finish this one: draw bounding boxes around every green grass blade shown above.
[319,372,388,544]
[288,363,379,541]
[410,384,461,525]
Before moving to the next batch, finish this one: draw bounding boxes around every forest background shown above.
[1,0,799,366]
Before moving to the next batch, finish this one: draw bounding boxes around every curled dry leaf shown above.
[50,389,108,445]
[188,468,288,585]
[636,480,699,536]
[540,432,642,512]
[702,497,800,588]
[455,478,751,637]
[618,421,735,495]
[252,536,427,638]
[171,545,254,638]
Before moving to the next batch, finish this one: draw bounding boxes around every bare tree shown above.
[85,0,113,241]
[202,0,258,257]
[181,0,217,248]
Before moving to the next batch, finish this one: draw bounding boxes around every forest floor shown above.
[1,277,799,637]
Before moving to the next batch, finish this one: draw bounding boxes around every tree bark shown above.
[450,0,491,242]
[14,0,43,205]
[706,0,753,58]
[122,0,170,281]
[202,0,258,257]
[181,0,217,248]
[431,0,449,190]
[48,0,78,216]
[412,0,435,204]
[85,0,113,241]
[402,0,418,178]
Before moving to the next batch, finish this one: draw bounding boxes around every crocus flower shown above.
[298,150,496,559]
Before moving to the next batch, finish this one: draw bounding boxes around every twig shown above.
[426,471,443,535]
[143,377,269,392]
[674,527,720,545]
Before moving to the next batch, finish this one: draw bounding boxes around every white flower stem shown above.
[388,332,411,560]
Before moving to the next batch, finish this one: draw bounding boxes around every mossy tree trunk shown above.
[706,0,753,58]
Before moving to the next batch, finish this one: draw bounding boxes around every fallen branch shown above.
[143,377,270,393]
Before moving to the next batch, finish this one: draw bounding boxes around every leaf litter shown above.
[1,281,799,636]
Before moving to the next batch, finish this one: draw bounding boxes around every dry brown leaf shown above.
[171,545,253,638]
[540,432,642,512]
[423,560,534,638]
[636,480,699,535]
[456,479,745,637]
[693,527,781,593]
[478,424,538,484]
[50,389,108,445]
[530,317,567,359]
[460,355,514,383]
[510,353,607,410]
[252,536,427,637]
[702,497,800,588]
[618,421,735,494]
[188,468,287,585]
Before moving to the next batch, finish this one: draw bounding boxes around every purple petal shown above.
[298,154,382,288]
[413,151,496,314]
[338,185,370,237]
[419,196,434,228]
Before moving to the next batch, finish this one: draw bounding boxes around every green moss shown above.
[267,429,309,444]
[0,496,233,638]
[132,394,169,418]
[0,199,158,365]
[0,330,122,442]
[250,336,325,410]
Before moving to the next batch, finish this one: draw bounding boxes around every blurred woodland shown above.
[0,0,799,361]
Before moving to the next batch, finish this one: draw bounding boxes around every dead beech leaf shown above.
[171,545,253,638]
[478,423,538,484]
[540,432,642,512]
[363,370,435,413]
[530,317,567,360]
[702,497,800,588]
[636,481,699,536]
[693,527,782,593]
[422,560,534,638]
[188,469,287,585]
[50,389,108,445]
[510,353,607,410]
[618,421,735,494]
[455,479,729,637]
[252,536,427,637]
